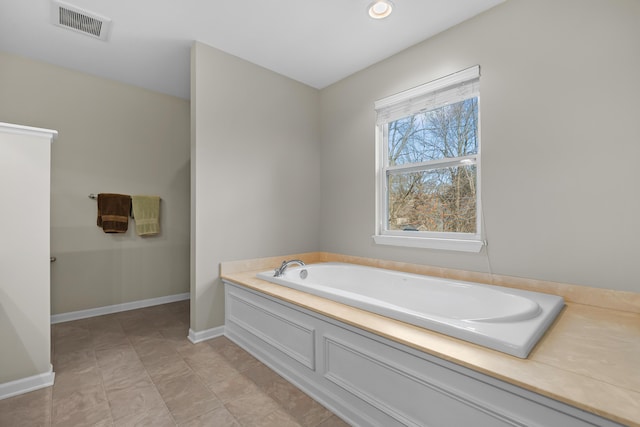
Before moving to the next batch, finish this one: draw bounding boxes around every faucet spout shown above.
[273,259,306,277]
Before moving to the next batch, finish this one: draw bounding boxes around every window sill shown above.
[372,235,485,253]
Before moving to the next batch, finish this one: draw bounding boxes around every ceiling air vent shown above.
[51,1,111,41]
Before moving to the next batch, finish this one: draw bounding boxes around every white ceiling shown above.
[0,0,504,100]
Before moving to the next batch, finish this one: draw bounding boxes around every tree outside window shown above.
[387,98,478,233]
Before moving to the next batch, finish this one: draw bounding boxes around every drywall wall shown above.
[0,52,191,314]
[319,0,640,292]
[191,42,321,332]
[0,124,55,386]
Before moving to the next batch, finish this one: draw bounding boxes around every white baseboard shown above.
[51,293,190,324]
[0,365,55,400]
[188,325,225,343]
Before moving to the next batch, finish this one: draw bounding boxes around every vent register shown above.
[50,1,111,41]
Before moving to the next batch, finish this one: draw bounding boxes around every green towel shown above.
[131,195,160,236]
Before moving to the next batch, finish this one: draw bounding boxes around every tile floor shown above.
[0,301,350,426]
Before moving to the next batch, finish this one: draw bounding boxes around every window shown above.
[374,66,484,252]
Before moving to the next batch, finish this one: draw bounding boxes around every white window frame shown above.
[373,66,484,252]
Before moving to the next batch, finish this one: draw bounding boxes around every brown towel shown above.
[97,193,131,233]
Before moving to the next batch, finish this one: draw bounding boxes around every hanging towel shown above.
[97,193,131,233]
[131,195,160,236]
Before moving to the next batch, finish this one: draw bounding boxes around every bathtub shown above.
[256,262,564,358]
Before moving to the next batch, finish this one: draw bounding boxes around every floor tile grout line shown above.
[96,349,116,427]
[44,302,345,427]
[212,341,311,427]
[93,317,129,426]
[48,384,54,427]
[233,351,337,427]
[199,370,246,426]
[120,316,180,426]
[180,342,244,424]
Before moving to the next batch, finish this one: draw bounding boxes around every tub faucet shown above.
[274,259,305,277]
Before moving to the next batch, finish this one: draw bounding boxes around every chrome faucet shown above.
[273,259,305,277]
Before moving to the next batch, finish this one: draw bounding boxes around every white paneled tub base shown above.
[223,281,623,427]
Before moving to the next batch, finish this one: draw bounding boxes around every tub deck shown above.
[221,254,640,427]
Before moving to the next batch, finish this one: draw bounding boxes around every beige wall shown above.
[0,52,191,315]
[319,0,640,292]
[191,42,321,331]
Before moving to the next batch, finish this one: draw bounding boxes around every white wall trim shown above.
[51,293,190,324]
[188,325,225,343]
[372,235,485,252]
[0,122,58,140]
[0,364,55,400]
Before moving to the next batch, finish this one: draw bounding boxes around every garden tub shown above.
[257,262,564,358]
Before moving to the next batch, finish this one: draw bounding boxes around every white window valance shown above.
[375,65,480,125]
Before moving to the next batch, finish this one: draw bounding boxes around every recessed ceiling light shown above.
[368,0,394,19]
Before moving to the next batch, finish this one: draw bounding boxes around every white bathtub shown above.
[256,262,564,358]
